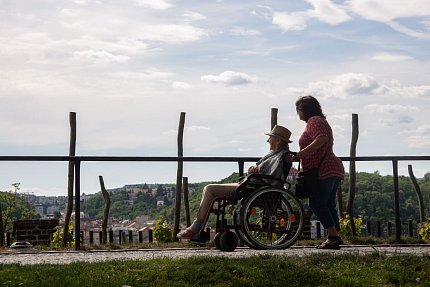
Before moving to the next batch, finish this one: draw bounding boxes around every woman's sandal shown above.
[316,236,343,250]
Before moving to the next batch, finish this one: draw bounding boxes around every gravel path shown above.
[1,245,430,265]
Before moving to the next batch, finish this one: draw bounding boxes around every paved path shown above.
[1,245,429,265]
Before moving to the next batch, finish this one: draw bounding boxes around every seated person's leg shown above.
[177,183,238,239]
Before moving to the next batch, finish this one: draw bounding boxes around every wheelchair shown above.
[191,158,305,252]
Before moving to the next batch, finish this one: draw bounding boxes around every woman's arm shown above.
[297,135,328,159]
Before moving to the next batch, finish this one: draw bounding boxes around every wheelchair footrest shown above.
[189,230,210,243]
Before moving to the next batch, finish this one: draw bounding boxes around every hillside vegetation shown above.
[80,171,430,227]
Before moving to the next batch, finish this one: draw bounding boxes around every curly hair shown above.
[295,95,326,122]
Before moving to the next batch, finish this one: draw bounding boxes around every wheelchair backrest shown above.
[233,152,293,201]
[281,153,293,183]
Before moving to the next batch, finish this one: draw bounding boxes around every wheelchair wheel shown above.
[219,230,238,252]
[233,210,258,249]
[214,232,222,250]
[240,187,304,250]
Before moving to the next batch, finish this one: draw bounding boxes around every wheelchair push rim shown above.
[239,187,304,249]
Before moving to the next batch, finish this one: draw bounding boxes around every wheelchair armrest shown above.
[239,173,284,187]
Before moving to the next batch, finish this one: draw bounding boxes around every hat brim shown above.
[265,132,292,143]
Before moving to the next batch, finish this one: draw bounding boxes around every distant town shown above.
[22,182,195,237]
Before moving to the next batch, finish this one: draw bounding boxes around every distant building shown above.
[35,205,45,215]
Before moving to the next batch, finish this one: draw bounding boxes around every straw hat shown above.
[265,125,292,143]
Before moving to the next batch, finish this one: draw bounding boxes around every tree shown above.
[0,183,34,246]
[156,184,165,197]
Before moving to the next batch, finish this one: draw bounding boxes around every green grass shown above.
[1,253,430,286]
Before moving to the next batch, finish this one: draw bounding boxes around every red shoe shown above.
[177,228,199,239]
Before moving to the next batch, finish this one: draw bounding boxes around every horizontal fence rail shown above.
[1,155,430,250]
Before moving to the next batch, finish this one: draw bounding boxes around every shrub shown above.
[418,219,430,240]
[51,224,75,248]
[339,213,363,238]
[153,217,174,243]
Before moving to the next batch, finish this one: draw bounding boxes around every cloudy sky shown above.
[1,0,429,196]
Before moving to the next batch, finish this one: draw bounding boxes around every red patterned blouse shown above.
[298,116,345,180]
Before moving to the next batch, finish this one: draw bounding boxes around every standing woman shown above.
[294,95,345,249]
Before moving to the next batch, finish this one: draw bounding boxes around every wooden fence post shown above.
[347,114,359,236]
[6,232,11,247]
[316,222,321,239]
[63,112,76,247]
[174,112,186,239]
[148,229,153,243]
[408,220,414,237]
[271,108,278,129]
[99,176,111,244]
[129,230,133,243]
[408,165,425,223]
[109,230,114,243]
[366,221,372,236]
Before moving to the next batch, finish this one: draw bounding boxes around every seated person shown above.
[177,125,293,239]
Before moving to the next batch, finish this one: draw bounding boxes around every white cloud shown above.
[138,25,208,44]
[273,0,350,32]
[272,0,430,39]
[405,125,430,148]
[134,0,172,10]
[381,81,430,99]
[74,0,89,5]
[346,0,430,39]
[171,81,192,89]
[297,73,380,99]
[183,11,206,21]
[113,70,175,80]
[72,50,130,63]
[201,71,258,86]
[273,11,309,31]
[424,19,430,30]
[307,0,351,25]
[251,5,273,19]
[365,104,419,113]
[287,73,430,100]
[60,9,78,17]
[187,126,211,132]
[346,0,430,22]
[230,26,261,36]
[380,116,414,126]
[386,21,430,39]
[371,53,414,62]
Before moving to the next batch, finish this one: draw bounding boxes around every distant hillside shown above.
[81,171,429,227]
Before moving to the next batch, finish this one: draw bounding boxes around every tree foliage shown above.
[340,172,430,226]
[80,171,430,231]
[0,183,35,245]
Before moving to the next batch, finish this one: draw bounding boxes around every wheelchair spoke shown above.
[240,187,305,249]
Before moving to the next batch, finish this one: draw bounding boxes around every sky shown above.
[0,0,429,196]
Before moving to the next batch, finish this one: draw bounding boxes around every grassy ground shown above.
[1,253,430,286]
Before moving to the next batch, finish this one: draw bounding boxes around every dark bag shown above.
[294,143,330,199]
[295,167,319,199]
